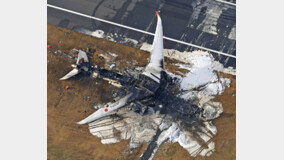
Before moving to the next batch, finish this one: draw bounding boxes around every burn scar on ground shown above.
[87,51,231,159]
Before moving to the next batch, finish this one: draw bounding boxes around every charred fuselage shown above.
[88,64,204,126]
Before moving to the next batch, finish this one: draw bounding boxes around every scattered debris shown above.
[98,55,104,60]
[87,51,230,158]
[87,48,96,54]
[65,85,69,90]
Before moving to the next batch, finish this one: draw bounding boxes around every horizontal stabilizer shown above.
[60,68,80,80]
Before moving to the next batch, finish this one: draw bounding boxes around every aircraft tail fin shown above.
[76,50,89,64]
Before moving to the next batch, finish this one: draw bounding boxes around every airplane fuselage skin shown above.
[90,64,203,121]
[65,12,203,127]
[60,12,208,160]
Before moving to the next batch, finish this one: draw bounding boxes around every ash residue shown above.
[86,51,231,159]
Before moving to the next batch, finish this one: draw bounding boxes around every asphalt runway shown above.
[47,0,236,68]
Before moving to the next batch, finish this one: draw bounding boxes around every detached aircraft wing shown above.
[142,12,164,83]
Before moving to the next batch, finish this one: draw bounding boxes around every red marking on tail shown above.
[155,11,160,17]
[104,108,108,112]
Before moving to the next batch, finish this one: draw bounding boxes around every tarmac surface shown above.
[47,0,236,68]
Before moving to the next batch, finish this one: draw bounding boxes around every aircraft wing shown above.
[76,50,89,64]
[60,68,80,80]
[77,93,133,124]
[143,12,164,83]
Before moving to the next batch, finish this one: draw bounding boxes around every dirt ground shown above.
[47,24,236,160]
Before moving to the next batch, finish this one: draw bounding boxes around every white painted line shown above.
[215,0,236,6]
[163,36,235,58]
[47,4,236,59]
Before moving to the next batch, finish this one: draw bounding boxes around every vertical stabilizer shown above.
[76,50,89,64]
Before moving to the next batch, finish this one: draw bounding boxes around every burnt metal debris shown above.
[64,52,213,159]
[58,13,225,159]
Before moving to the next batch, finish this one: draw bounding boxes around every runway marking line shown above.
[47,4,236,59]
[215,0,236,6]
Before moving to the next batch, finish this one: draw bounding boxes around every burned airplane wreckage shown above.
[60,12,225,159]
